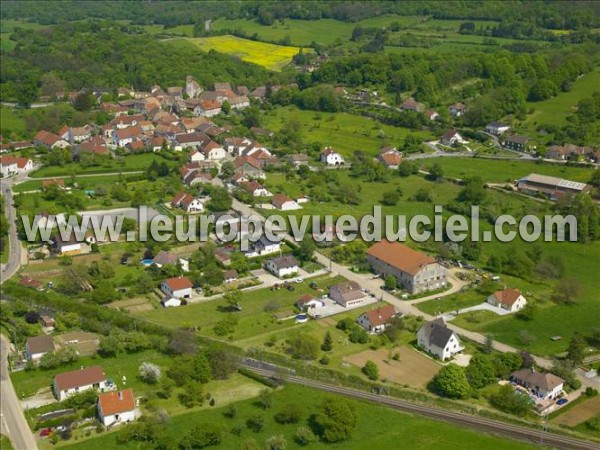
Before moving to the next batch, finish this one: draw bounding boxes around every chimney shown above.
[118,391,123,400]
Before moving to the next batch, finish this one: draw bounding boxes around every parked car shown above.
[295,277,304,283]
[556,398,568,406]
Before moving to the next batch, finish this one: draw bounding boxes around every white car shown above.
[295,277,304,283]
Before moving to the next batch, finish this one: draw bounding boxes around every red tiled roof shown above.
[367,241,436,276]
[364,305,396,327]
[272,193,292,208]
[235,156,261,170]
[98,388,135,416]
[163,276,193,291]
[492,288,522,307]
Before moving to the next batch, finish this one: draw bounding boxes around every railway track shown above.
[245,366,598,450]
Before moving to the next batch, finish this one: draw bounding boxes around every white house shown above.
[296,294,325,311]
[0,156,33,177]
[417,318,463,361]
[251,236,281,256]
[49,234,82,256]
[356,305,396,334]
[98,389,136,426]
[201,141,226,160]
[189,149,206,162]
[449,103,467,117]
[486,121,511,135]
[510,369,564,401]
[272,194,301,211]
[487,288,527,313]
[321,147,345,166]
[264,255,299,278]
[240,181,272,197]
[440,129,468,146]
[161,296,182,308]
[160,276,193,299]
[53,366,107,401]
[25,335,55,362]
[68,127,91,144]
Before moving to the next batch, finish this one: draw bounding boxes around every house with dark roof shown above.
[487,288,527,313]
[25,335,55,362]
[329,281,365,307]
[503,135,533,152]
[440,129,467,146]
[357,305,397,333]
[153,250,189,272]
[485,121,511,135]
[264,255,299,278]
[53,366,107,401]
[98,388,136,426]
[417,318,463,361]
[367,241,447,294]
[510,369,564,401]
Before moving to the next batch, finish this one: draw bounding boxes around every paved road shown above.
[226,194,556,370]
[0,335,37,450]
[244,365,598,450]
[0,183,25,284]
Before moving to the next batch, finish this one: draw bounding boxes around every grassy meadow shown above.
[521,67,600,131]
[184,35,304,71]
[420,157,596,183]
[59,383,539,450]
[262,107,433,158]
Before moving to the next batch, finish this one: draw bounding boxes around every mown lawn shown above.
[60,383,538,450]
[185,35,305,71]
[139,274,346,341]
[420,157,595,183]
[11,350,171,399]
[262,107,433,158]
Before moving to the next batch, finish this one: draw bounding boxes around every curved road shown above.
[246,365,597,450]
[1,335,37,450]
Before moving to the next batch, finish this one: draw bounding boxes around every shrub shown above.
[274,403,302,424]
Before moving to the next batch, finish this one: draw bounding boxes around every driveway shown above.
[443,302,512,320]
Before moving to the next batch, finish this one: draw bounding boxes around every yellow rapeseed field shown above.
[186,35,304,71]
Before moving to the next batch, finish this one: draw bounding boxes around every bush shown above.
[246,414,265,432]
[362,361,379,380]
[139,362,161,384]
[295,426,316,446]
[312,398,357,443]
[274,403,302,424]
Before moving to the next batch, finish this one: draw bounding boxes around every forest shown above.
[2,1,600,30]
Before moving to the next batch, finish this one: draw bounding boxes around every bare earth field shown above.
[108,297,154,313]
[344,346,441,389]
[554,396,600,427]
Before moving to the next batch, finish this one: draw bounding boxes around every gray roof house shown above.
[417,318,463,361]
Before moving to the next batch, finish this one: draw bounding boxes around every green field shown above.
[184,35,304,71]
[139,274,345,341]
[521,67,600,130]
[450,239,600,356]
[262,107,433,158]
[29,153,176,178]
[0,106,26,135]
[12,349,171,398]
[209,16,500,48]
[60,383,538,450]
[420,157,595,183]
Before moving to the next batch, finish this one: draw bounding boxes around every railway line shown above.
[244,365,598,450]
